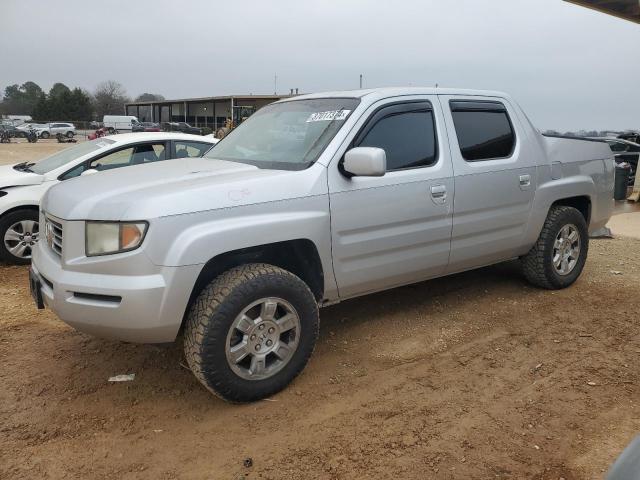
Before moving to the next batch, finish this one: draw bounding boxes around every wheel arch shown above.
[550,195,591,225]
[180,238,325,332]
[0,204,40,219]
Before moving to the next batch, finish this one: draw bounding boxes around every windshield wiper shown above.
[13,162,35,173]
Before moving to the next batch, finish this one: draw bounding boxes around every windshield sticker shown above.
[306,110,351,123]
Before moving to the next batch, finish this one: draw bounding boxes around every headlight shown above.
[86,221,148,256]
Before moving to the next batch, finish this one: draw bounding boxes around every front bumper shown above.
[31,242,201,343]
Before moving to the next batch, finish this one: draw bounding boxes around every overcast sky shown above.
[1,0,639,131]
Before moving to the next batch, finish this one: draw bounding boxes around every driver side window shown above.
[353,102,438,172]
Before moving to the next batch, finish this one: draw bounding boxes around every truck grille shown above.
[45,216,63,257]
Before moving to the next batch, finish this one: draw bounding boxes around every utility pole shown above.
[359,74,363,89]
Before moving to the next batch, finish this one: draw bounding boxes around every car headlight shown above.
[86,221,148,256]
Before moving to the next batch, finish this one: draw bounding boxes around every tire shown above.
[40,131,50,139]
[107,128,115,134]
[521,206,589,289]
[0,209,39,265]
[66,131,74,138]
[184,263,319,403]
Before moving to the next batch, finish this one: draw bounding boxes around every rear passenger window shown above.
[356,105,437,171]
[174,141,211,158]
[450,101,515,161]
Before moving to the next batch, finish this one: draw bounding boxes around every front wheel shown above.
[521,206,589,289]
[66,131,74,138]
[0,210,39,265]
[184,263,319,403]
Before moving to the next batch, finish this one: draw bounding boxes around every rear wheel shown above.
[66,131,74,138]
[0,210,39,265]
[184,263,319,403]
[521,206,588,289]
[40,131,50,139]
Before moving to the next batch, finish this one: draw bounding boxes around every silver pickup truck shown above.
[31,88,614,402]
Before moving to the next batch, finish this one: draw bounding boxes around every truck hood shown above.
[43,157,327,221]
[0,164,44,188]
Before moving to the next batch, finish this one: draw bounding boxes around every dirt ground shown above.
[0,139,75,166]
[1,141,640,479]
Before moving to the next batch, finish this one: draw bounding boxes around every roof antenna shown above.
[435,83,439,88]
[359,74,363,89]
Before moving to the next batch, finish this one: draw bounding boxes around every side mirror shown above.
[343,147,386,177]
[81,168,99,177]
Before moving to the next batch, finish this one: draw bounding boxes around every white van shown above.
[103,115,140,133]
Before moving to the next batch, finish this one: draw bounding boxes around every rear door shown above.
[328,96,454,298]
[439,95,537,273]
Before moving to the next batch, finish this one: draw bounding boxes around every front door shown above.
[439,95,537,273]
[328,96,454,299]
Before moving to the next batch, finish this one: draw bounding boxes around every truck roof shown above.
[284,87,510,102]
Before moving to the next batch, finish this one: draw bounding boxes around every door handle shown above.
[431,185,447,198]
[430,185,447,205]
[519,174,531,187]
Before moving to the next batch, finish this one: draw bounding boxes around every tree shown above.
[49,82,71,99]
[32,84,94,121]
[93,80,130,119]
[46,83,71,120]
[134,93,165,102]
[1,81,44,115]
[32,93,50,120]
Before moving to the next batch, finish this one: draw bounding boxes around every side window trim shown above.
[347,100,439,173]
[449,99,516,162]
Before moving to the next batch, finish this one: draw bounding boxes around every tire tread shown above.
[183,263,318,402]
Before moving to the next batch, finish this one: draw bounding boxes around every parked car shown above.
[36,123,76,139]
[14,123,47,138]
[163,121,203,135]
[0,132,217,264]
[132,122,162,133]
[0,124,21,138]
[591,137,639,185]
[618,131,640,144]
[103,115,140,133]
[31,88,614,403]
[89,121,103,129]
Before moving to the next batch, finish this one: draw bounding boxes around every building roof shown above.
[126,94,289,107]
[564,0,640,23]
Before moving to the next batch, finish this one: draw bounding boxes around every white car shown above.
[36,123,76,139]
[16,123,46,131]
[0,132,218,264]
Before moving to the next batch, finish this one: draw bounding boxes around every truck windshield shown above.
[29,138,116,175]
[204,98,360,170]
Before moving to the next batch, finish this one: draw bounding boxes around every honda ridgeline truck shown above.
[31,88,614,402]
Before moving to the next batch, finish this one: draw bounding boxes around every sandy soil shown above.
[608,213,640,240]
[0,140,72,166]
[2,139,640,479]
[1,236,639,479]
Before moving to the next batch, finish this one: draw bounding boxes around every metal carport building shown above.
[565,0,640,23]
[124,94,290,131]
